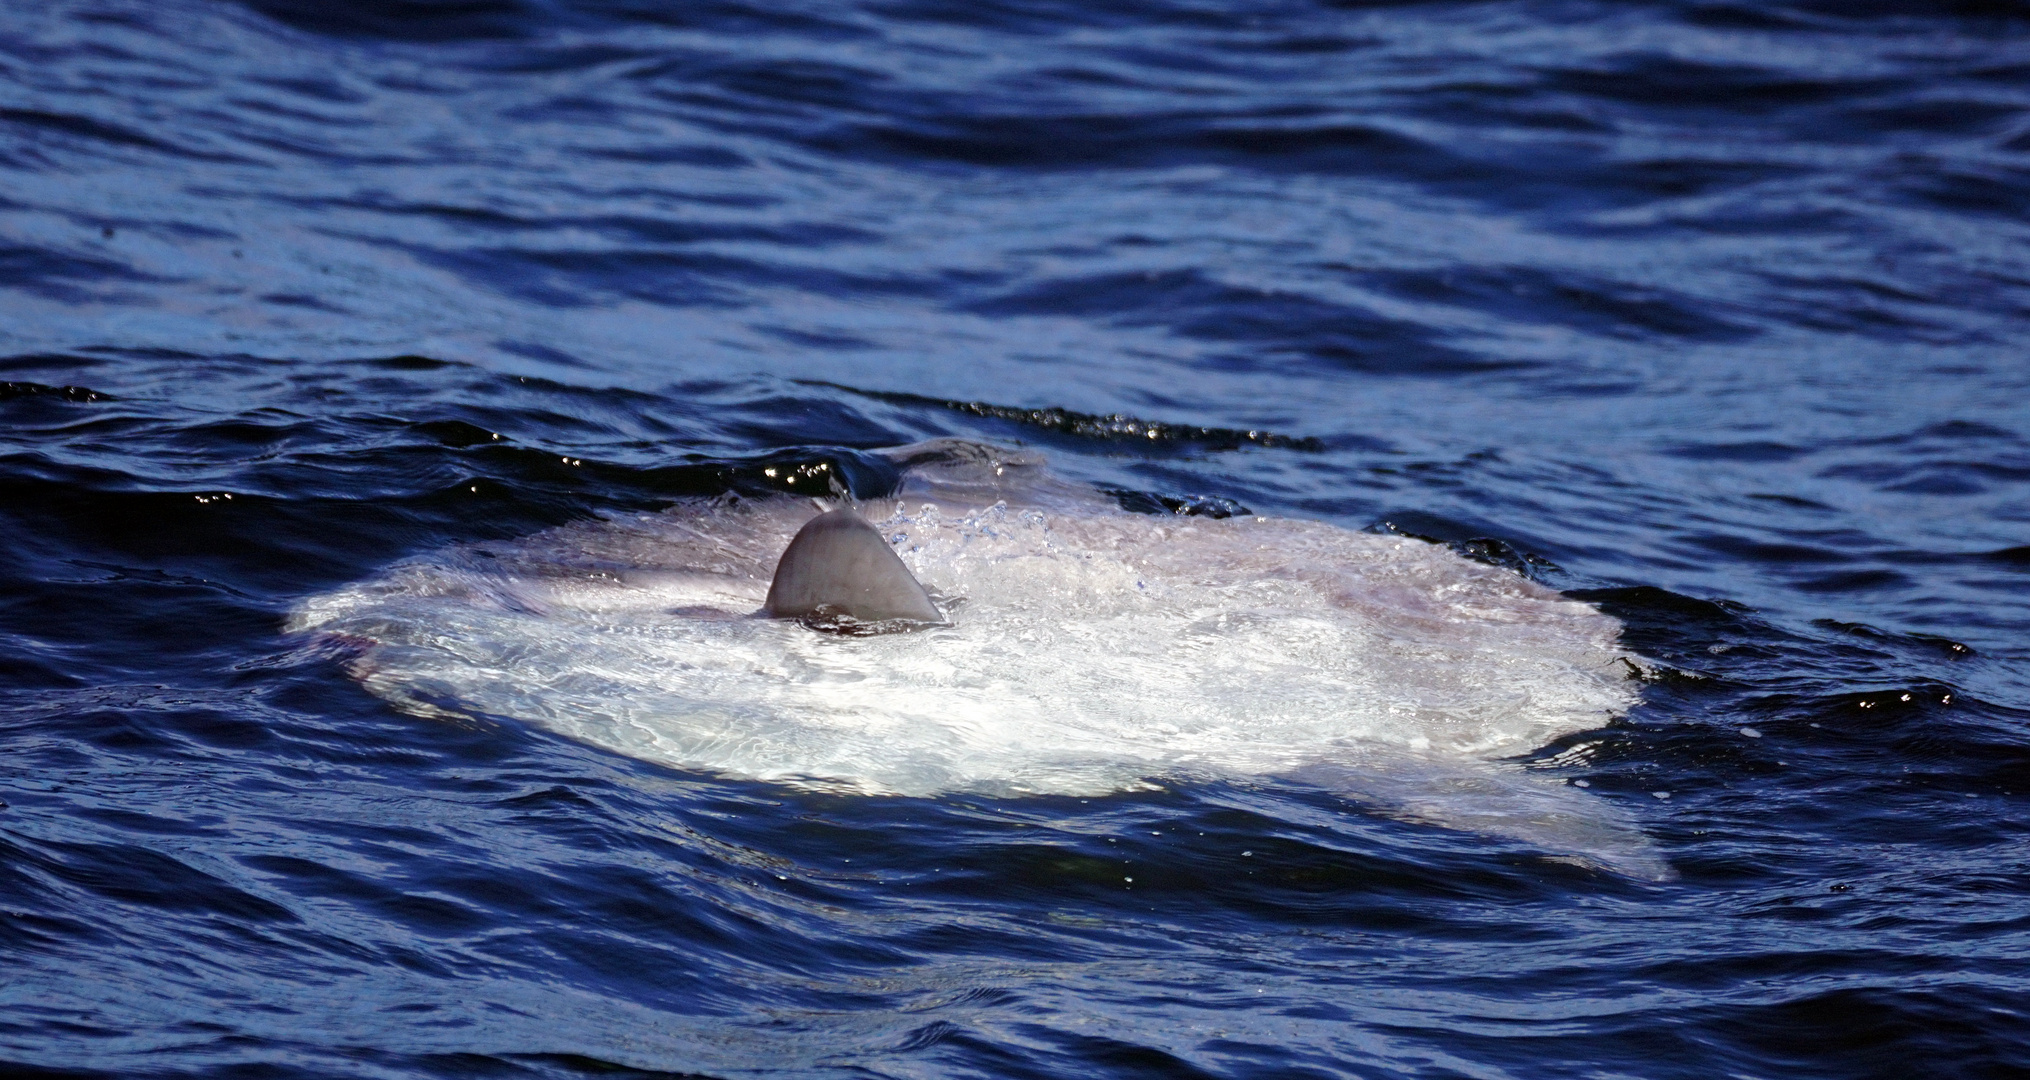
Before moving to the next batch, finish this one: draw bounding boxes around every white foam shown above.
[291,441,1667,877]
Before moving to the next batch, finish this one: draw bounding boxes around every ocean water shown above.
[2,1,2028,1078]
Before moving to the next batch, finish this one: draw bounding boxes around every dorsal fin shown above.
[763,509,942,624]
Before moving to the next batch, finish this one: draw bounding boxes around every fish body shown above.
[291,440,1668,878]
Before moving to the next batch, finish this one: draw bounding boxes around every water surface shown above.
[2,2,2028,1077]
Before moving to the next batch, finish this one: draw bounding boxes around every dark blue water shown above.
[4,1,2029,1076]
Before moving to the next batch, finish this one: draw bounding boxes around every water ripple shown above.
[2,1,2029,1077]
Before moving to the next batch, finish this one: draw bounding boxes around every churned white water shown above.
[292,441,1667,877]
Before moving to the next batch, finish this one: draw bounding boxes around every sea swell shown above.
[2,2,2029,1078]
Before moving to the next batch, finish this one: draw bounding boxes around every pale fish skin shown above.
[290,439,1671,880]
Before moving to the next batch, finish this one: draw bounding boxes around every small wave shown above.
[807,380,1324,451]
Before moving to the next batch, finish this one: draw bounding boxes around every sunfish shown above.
[290,439,1671,879]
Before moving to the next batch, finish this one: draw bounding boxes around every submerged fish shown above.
[292,439,1670,879]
